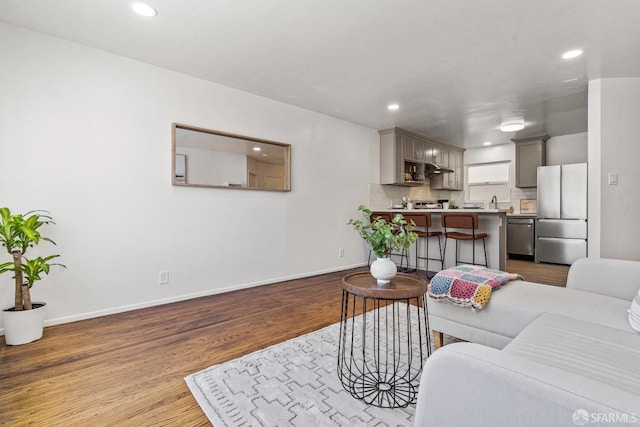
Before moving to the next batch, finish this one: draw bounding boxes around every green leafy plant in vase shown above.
[0,207,65,345]
[348,205,418,284]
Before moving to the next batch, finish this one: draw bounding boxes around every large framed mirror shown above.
[172,123,291,191]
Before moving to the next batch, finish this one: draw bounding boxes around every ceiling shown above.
[3,0,640,148]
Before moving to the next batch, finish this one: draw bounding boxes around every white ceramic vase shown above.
[2,303,46,345]
[370,257,397,285]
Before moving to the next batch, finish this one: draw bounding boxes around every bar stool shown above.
[368,212,410,271]
[441,212,488,268]
[403,213,443,277]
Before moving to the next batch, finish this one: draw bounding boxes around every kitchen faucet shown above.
[491,195,498,209]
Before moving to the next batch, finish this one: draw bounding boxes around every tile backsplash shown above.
[369,183,537,213]
[369,183,454,209]
[510,187,537,213]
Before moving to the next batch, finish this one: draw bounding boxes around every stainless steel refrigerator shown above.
[536,163,587,265]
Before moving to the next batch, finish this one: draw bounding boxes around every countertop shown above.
[377,208,509,214]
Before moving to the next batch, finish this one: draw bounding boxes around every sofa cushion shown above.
[428,280,633,348]
[504,312,640,397]
[416,342,639,426]
[566,258,640,301]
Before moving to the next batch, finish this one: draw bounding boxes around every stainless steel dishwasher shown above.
[507,217,535,257]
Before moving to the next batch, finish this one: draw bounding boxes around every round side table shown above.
[337,272,431,408]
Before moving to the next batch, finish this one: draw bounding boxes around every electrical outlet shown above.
[338,248,344,257]
[159,271,169,285]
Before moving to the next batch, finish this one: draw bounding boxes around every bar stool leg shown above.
[472,238,476,266]
[424,235,428,275]
[425,235,442,278]
[442,237,447,269]
[455,239,459,266]
[416,238,421,273]
[482,238,488,267]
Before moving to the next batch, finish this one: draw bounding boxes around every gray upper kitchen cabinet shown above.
[379,127,463,187]
[403,134,426,163]
[431,146,464,190]
[425,141,443,165]
[448,149,464,190]
[379,127,425,186]
[513,135,548,188]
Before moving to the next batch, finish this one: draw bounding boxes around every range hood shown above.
[425,163,454,177]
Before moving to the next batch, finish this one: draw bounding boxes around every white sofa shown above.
[416,258,640,426]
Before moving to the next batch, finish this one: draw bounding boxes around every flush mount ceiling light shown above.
[130,2,157,17]
[253,147,261,151]
[483,141,492,146]
[500,121,525,132]
[387,104,400,111]
[562,49,583,59]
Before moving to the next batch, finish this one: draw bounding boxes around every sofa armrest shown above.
[566,258,640,301]
[415,343,636,427]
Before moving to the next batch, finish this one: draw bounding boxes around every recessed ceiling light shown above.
[483,141,492,146]
[253,147,261,151]
[387,104,400,111]
[500,122,525,132]
[130,2,157,17]
[562,49,583,59]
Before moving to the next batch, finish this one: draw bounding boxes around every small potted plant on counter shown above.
[348,205,418,285]
[0,207,65,345]
[402,197,414,210]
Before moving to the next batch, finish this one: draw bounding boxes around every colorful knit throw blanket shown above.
[428,265,523,310]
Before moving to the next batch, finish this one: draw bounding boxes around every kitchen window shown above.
[466,162,510,202]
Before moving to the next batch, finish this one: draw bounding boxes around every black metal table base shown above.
[347,372,417,408]
[337,292,431,408]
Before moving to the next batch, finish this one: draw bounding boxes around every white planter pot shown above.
[2,303,46,346]
[370,257,397,285]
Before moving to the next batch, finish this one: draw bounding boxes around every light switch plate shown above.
[159,271,169,285]
[608,172,618,185]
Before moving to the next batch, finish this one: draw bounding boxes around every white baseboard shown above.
[0,263,367,336]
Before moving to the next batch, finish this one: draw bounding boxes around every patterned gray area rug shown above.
[185,303,431,427]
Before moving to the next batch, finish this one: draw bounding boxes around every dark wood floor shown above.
[506,258,569,287]
[0,261,567,426]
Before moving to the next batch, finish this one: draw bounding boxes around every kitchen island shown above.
[375,209,508,272]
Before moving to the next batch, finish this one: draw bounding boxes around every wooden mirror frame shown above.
[172,123,291,192]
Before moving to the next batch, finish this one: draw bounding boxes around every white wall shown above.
[463,143,516,202]
[0,24,377,330]
[587,80,602,259]
[589,78,640,261]
[462,143,536,211]
[546,132,587,165]
[464,143,515,167]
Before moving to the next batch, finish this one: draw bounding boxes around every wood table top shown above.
[342,272,429,299]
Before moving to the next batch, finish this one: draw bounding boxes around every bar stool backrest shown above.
[402,213,431,228]
[441,212,479,230]
[370,212,393,223]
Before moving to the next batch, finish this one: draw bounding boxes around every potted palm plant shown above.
[0,207,65,345]
[348,205,418,284]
